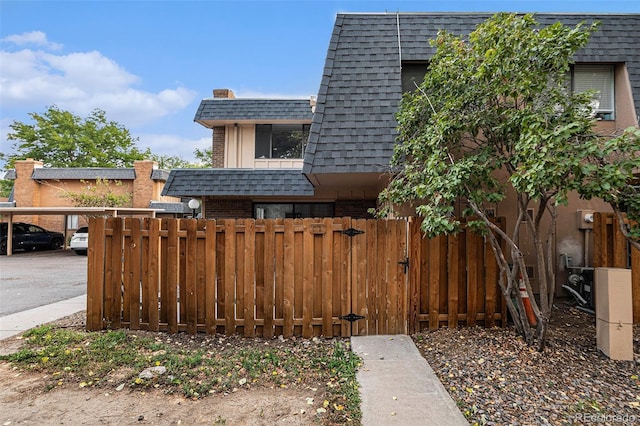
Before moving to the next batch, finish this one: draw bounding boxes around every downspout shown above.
[396,12,402,70]
[235,123,240,167]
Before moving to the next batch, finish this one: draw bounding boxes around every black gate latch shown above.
[340,313,365,322]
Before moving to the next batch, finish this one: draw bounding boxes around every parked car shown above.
[0,222,65,255]
[69,226,89,255]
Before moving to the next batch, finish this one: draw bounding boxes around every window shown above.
[572,64,615,120]
[254,203,334,219]
[255,124,310,159]
[67,215,79,229]
[401,62,429,93]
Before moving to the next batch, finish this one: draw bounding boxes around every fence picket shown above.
[302,218,314,338]
[283,219,295,337]
[365,219,379,335]
[205,219,217,334]
[185,219,197,334]
[263,219,275,338]
[147,218,160,332]
[322,217,334,337]
[86,217,105,330]
[448,234,459,328]
[166,220,179,333]
[128,218,142,330]
[196,219,207,327]
[108,217,122,329]
[243,219,256,337]
[224,219,236,335]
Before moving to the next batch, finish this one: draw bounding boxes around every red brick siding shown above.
[334,200,377,219]
[212,127,225,168]
[204,199,253,219]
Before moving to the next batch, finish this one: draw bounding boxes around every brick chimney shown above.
[210,88,234,167]
[132,160,156,208]
[213,88,235,99]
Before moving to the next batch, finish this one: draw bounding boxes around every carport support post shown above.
[6,212,13,256]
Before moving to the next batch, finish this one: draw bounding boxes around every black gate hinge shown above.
[398,257,410,273]
[340,227,364,237]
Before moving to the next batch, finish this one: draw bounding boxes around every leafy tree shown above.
[2,106,146,168]
[376,13,639,349]
[144,151,195,169]
[62,179,132,208]
[576,127,640,250]
[0,179,13,198]
[193,147,214,167]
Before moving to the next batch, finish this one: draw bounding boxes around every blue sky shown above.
[1,0,639,168]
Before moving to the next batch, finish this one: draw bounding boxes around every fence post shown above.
[86,217,106,331]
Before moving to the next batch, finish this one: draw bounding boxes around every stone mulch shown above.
[413,299,640,425]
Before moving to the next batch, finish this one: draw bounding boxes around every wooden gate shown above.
[86,217,408,337]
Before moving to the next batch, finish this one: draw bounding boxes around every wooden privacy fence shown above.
[407,217,507,332]
[86,217,507,337]
[593,212,640,323]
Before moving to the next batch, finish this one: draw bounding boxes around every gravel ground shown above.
[413,299,640,425]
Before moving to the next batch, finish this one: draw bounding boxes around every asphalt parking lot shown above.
[0,249,87,316]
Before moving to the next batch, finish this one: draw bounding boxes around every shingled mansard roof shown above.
[302,12,640,176]
[161,169,314,197]
[194,99,314,126]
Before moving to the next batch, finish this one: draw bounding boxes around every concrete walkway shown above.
[351,335,469,426]
[0,294,86,341]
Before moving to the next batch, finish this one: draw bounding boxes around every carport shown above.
[0,207,161,256]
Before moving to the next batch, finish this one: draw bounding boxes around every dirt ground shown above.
[0,313,333,426]
[1,361,317,425]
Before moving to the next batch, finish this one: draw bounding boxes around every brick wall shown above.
[204,198,253,219]
[212,127,225,168]
[334,200,377,219]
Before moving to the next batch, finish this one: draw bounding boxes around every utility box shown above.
[595,268,633,361]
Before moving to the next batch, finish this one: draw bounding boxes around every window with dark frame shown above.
[255,124,310,159]
[401,62,429,93]
[254,203,335,219]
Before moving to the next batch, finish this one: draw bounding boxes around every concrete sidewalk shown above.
[351,335,468,426]
[0,294,86,341]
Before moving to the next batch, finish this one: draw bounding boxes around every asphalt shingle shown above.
[31,168,136,180]
[194,99,314,125]
[161,169,314,197]
[302,12,640,176]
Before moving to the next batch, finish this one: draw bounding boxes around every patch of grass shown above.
[0,325,362,424]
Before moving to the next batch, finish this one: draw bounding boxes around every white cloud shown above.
[1,31,63,50]
[0,34,197,128]
[137,133,211,163]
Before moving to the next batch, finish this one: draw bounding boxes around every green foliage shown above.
[2,105,146,168]
[573,127,640,243]
[379,13,600,238]
[144,147,214,169]
[144,150,196,169]
[0,179,13,198]
[193,147,214,167]
[62,178,132,208]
